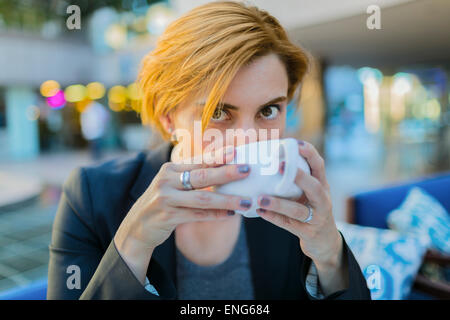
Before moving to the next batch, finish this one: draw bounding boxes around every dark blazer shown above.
[47,142,371,300]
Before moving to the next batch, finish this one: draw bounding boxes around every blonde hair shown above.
[138,0,309,141]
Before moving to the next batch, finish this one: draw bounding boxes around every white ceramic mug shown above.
[215,138,311,218]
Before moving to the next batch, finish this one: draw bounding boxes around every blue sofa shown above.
[0,278,47,300]
[346,170,450,299]
[347,170,450,229]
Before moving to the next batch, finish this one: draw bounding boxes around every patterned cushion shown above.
[337,222,428,300]
[387,187,450,254]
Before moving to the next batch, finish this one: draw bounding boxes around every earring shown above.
[168,128,177,142]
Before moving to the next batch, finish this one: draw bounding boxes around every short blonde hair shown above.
[138,0,309,140]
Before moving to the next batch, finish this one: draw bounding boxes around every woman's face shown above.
[165,53,289,159]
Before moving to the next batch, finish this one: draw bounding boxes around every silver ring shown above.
[303,203,313,223]
[180,170,193,190]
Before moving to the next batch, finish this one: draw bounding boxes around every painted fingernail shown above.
[256,208,266,214]
[238,164,250,173]
[240,199,252,208]
[260,196,270,207]
[297,140,305,146]
[227,210,235,216]
[279,161,285,174]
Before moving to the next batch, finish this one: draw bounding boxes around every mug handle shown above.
[274,138,302,197]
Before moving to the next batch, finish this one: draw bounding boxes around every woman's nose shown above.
[227,123,260,147]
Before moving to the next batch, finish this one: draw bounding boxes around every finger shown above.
[297,140,329,189]
[294,167,330,209]
[256,208,304,236]
[169,163,250,190]
[171,207,236,224]
[257,195,309,222]
[171,145,235,171]
[298,193,308,205]
[169,189,253,211]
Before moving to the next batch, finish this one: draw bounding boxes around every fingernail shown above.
[227,210,235,216]
[279,161,285,174]
[240,199,252,208]
[297,140,305,146]
[238,164,250,173]
[256,208,266,214]
[260,196,270,207]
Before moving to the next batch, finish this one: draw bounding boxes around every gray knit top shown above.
[175,220,254,300]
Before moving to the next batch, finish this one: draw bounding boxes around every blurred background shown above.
[0,0,449,299]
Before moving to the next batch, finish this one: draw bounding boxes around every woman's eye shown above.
[259,105,280,120]
[211,107,229,121]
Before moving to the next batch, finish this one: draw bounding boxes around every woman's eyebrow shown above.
[196,96,287,110]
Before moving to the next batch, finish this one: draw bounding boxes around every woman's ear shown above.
[159,113,174,135]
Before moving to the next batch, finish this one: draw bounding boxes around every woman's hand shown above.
[114,146,253,285]
[255,140,348,296]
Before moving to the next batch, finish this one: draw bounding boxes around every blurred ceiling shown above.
[1,0,448,84]
[173,0,450,67]
[289,0,450,67]
[172,0,413,29]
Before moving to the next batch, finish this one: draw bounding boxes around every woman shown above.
[47,1,370,300]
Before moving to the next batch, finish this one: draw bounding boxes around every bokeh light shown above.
[425,99,441,119]
[146,3,175,35]
[65,84,87,103]
[358,68,382,133]
[392,73,413,96]
[105,24,127,49]
[357,67,383,85]
[46,90,66,109]
[127,82,141,100]
[127,82,142,113]
[108,85,127,111]
[25,105,40,121]
[40,80,60,97]
[131,16,147,32]
[86,82,106,100]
